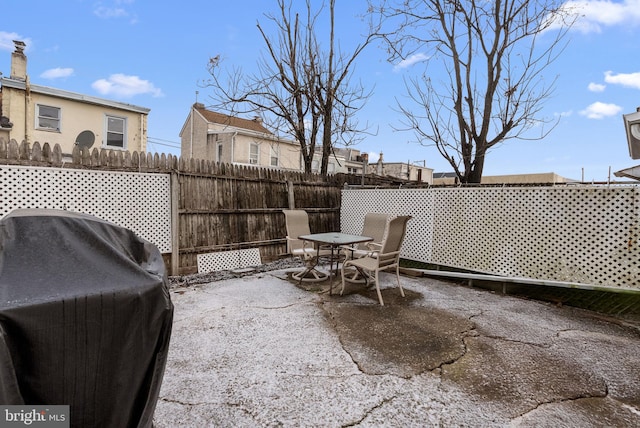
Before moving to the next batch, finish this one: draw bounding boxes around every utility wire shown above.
[147,137,181,148]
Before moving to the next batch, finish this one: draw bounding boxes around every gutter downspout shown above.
[140,113,144,152]
[189,106,194,158]
[24,76,30,144]
[231,132,237,163]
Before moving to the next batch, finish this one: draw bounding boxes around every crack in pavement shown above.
[517,389,610,417]
[341,394,399,427]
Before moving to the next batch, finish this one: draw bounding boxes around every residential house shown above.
[310,147,368,175]
[368,153,434,184]
[180,103,302,170]
[0,41,149,155]
[433,171,576,185]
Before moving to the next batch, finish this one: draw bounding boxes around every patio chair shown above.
[340,215,412,305]
[341,213,389,283]
[282,209,330,282]
[342,212,389,260]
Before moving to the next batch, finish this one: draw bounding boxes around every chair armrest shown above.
[286,236,315,253]
[363,242,382,257]
[339,244,358,260]
[339,244,357,254]
[366,242,382,251]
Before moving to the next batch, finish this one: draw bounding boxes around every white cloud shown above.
[579,101,622,119]
[94,6,128,18]
[40,67,74,79]
[92,74,164,98]
[559,0,640,33]
[0,32,32,52]
[604,70,640,90]
[555,110,574,118]
[93,0,137,23]
[393,53,429,72]
[588,82,606,92]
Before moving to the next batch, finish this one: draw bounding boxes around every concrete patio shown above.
[154,268,640,427]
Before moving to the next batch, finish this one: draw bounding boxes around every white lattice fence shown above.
[197,248,262,273]
[341,189,434,262]
[341,186,640,289]
[0,165,172,252]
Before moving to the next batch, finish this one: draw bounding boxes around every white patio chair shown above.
[283,209,330,282]
[342,212,389,260]
[340,215,412,305]
[341,213,389,283]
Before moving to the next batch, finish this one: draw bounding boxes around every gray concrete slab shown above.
[154,268,640,427]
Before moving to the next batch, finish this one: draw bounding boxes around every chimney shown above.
[376,152,384,175]
[10,40,27,81]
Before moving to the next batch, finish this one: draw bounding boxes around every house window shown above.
[312,160,319,172]
[249,143,259,164]
[217,143,223,163]
[328,162,336,174]
[270,146,279,167]
[105,116,126,149]
[36,104,61,131]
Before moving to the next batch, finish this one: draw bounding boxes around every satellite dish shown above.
[75,130,95,149]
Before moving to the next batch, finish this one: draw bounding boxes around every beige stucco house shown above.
[367,153,434,184]
[433,171,576,185]
[310,147,368,175]
[180,103,303,170]
[0,41,149,155]
[181,103,375,175]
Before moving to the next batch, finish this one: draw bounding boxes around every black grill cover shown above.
[0,209,173,428]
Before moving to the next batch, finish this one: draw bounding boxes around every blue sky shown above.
[2,0,640,181]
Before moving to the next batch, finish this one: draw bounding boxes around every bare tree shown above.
[204,0,373,175]
[368,0,575,183]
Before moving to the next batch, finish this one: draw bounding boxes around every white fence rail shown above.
[341,186,640,289]
[0,165,172,253]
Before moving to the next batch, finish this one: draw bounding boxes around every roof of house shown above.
[433,172,458,178]
[0,77,150,114]
[195,105,273,135]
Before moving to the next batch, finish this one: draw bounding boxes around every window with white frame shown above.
[36,104,61,131]
[270,145,279,167]
[249,143,259,164]
[105,116,126,149]
[328,162,336,174]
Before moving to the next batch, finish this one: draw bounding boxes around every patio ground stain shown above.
[323,290,473,378]
[284,270,640,424]
[322,291,638,424]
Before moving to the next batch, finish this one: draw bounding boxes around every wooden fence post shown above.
[287,180,295,209]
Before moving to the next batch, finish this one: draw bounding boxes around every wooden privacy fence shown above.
[1,139,394,275]
[176,161,344,273]
[173,155,398,272]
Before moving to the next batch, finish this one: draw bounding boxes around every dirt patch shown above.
[324,303,473,378]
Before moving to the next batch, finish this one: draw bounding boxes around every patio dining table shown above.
[298,232,373,295]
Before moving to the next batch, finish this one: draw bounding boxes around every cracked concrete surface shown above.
[154,268,640,427]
